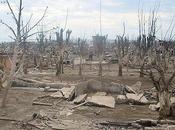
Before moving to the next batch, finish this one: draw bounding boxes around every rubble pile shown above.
[6,78,175,130]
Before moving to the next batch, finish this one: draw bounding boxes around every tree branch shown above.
[6,0,18,24]
[20,14,33,33]
[0,20,16,37]
[168,71,175,86]
[21,6,48,38]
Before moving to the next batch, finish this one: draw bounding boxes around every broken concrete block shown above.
[50,86,75,100]
[73,94,87,104]
[116,95,127,104]
[125,82,142,94]
[126,93,149,104]
[117,95,126,100]
[86,96,115,108]
[50,91,63,98]
[94,92,107,96]
[60,86,75,100]
[149,103,160,111]
[125,85,137,94]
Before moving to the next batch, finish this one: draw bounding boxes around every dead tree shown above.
[0,0,47,107]
[143,40,175,118]
[114,23,130,76]
[77,38,87,76]
[55,29,72,77]
[36,29,46,72]
[93,35,107,79]
[137,2,158,78]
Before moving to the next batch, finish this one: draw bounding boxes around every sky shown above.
[0,0,174,42]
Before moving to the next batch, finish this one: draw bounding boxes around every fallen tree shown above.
[74,79,136,97]
[11,78,65,89]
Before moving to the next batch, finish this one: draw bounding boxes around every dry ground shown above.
[0,64,159,130]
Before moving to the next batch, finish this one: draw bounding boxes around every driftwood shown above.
[71,101,88,109]
[26,122,45,130]
[32,102,52,106]
[0,117,20,122]
[11,78,65,89]
[99,121,133,127]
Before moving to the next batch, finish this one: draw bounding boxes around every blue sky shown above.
[0,0,174,42]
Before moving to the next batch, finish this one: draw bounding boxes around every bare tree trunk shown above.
[90,61,92,70]
[1,46,18,108]
[126,63,129,74]
[118,60,123,76]
[72,60,75,70]
[39,56,43,73]
[140,65,144,77]
[56,54,63,76]
[79,56,82,76]
[158,90,171,119]
[23,53,28,74]
[118,63,123,76]
[34,55,37,67]
[56,62,59,76]
[98,56,103,79]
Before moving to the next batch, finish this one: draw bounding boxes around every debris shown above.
[126,93,149,104]
[12,87,45,91]
[74,80,134,97]
[99,119,175,130]
[99,120,142,129]
[60,86,75,100]
[94,92,107,96]
[27,121,45,130]
[149,97,175,112]
[47,120,78,130]
[71,101,88,109]
[135,119,157,127]
[12,78,65,89]
[116,95,127,104]
[99,120,133,127]
[125,86,137,94]
[149,103,160,111]
[73,94,87,104]
[60,108,74,116]
[0,117,20,122]
[39,110,47,117]
[94,110,101,115]
[44,87,59,92]
[117,95,126,100]
[32,102,52,106]
[86,96,115,108]
[166,125,175,130]
[50,86,75,100]
[50,91,64,98]
[130,81,142,93]
[144,127,165,130]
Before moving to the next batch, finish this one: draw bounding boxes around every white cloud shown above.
[0,0,174,41]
